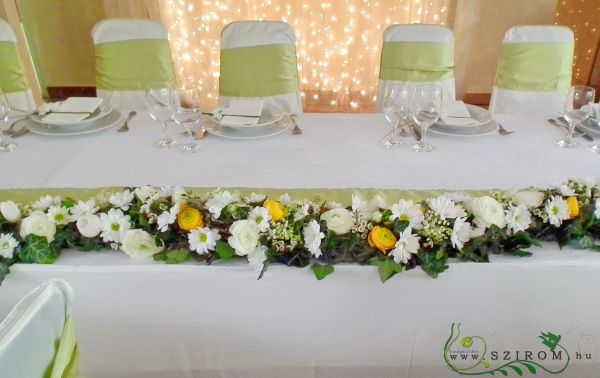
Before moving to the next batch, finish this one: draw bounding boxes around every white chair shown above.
[376,24,456,111]
[219,21,303,114]
[92,19,176,110]
[0,20,35,112]
[0,279,79,377]
[489,26,574,115]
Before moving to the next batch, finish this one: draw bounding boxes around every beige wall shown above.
[453,0,559,98]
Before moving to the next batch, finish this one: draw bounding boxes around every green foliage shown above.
[370,257,403,283]
[0,262,8,286]
[419,251,448,278]
[393,220,410,235]
[80,237,103,252]
[322,232,375,264]
[61,197,76,209]
[53,227,78,249]
[18,235,59,264]
[311,264,334,280]
[164,249,190,264]
[215,240,236,260]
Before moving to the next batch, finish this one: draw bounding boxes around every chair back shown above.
[0,20,35,112]
[489,25,574,115]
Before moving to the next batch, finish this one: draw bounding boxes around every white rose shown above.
[76,215,102,238]
[513,191,544,208]
[470,196,506,228]
[120,229,163,259]
[320,208,354,235]
[228,220,260,256]
[0,201,21,223]
[19,212,57,242]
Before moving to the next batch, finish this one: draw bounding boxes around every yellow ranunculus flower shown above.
[263,199,286,221]
[177,205,204,231]
[566,196,579,218]
[367,226,397,254]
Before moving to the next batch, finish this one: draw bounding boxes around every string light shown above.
[160,0,449,112]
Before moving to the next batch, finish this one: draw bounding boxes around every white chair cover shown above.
[219,21,303,114]
[0,20,35,112]
[92,19,175,110]
[489,26,574,115]
[376,24,456,111]
[0,279,74,378]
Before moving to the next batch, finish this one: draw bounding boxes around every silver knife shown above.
[407,121,422,141]
[11,126,29,138]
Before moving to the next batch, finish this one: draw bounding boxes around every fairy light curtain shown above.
[159,0,451,112]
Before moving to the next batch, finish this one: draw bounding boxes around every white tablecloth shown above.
[1,113,600,377]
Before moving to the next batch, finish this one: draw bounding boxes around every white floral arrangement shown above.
[0,179,599,283]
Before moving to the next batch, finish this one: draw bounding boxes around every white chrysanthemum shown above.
[244,192,266,204]
[324,200,343,209]
[293,203,310,221]
[427,196,466,219]
[303,220,324,258]
[158,186,186,203]
[0,201,21,223]
[247,245,268,274]
[157,203,180,233]
[278,193,292,206]
[595,198,600,219]
[390,200,424,229]
[559,184,576,197]
[99,208,131,243]
[352,194,385,218]
[70,200,98,221]
[390,228,420,264]
[205,191,237,219]
[545,196,570,227]
[0,233,18,259]
[188,227,221,255]
[445,191,471,203]
[33,195,61,211]
[451,217,472,251]
[248,206,272,232]
[505,204,532,235]
[109,190,135,211]
[47,205,70,225]
[134,186,157,202]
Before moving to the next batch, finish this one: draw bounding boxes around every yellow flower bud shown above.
[263,199,286,221]
[367,226,397,254]
[177,205,204,231]
[566,196,579,218]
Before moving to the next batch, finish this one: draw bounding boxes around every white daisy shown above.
[324,200,343,209]
[559,184,576,197]
[99,208,131,243]
[188,227,221,255]
[109,190,135,211]
[248,206,272,232]
[451,217,472,251]
[352,194,385,218]
[504,204,532,235]
[205,191,237,219]
[595,198,600,219]
[247,245,268,274]
[33,195,61,211]
[134,186,157,202]
[0,233,18,259]
[293,203,310,221]
[545,196,570,227]
[445,191,471,203]
[158,186,187,203]
[70,200,98,220]
[390,228,420,264]
[157,203,180,232]
[244,192,266,204]
[427,195,466,219]
[390,199,424,229]
[303,220,325,258]
[47,205,70,225]
[278,193,292,206]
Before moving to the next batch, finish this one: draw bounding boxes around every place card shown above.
[221,99,264,125]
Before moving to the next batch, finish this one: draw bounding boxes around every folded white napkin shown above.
[441,100,478,126]
[221,99,264,125]
[42,97,103,123]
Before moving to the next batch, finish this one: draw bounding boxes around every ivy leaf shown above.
[61,197,76,209]
[419,252,448,278]
[18,235,59,264]
[579,235,596,249]
[513,249,532,257]
[370,258,403,283]
[53,228,78,249]
[393,220,410,235]
[311,264,334,280]
[165,250,190,264]
[80,237,103,252]
[513,231,542,248]
[0,262,9,286]
[215,240,236,261]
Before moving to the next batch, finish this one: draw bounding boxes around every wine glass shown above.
[411,84,442,152]
[170,87,203,152]
[145,87,176,148]
[382,83,411,148]
[0,89,17,152]
[555,86,595,148]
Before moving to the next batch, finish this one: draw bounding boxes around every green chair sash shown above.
[379,41,454,82]
[95,39,176,90]
[219,44,300,97]
[495,42,573,92]
[48,315,81,378]
[0,42,29,93]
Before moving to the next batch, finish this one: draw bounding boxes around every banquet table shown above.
[1,112,600,377]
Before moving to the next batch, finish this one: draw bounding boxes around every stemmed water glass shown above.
[170,87,203,152]
[411,84,442,152]
[555,86,595,148]
[145,87,176,148]
[0,89,17,152]
[382,83,411,148]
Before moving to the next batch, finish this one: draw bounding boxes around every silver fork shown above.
[290,114,302,134]
[497,123,514,135]
[4,117,29,135]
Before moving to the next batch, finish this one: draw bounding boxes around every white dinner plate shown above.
[210,106,285,128]
[30,104,113,127]
[204,116,291,139]
[26,109,122,136]
[429,120,499,137]
[577,118,600,137]
[436,104,493,128]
